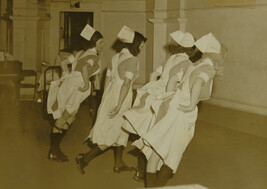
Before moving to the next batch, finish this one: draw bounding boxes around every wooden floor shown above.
[0,99,267,189]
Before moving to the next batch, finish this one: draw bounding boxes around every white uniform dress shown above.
[123,53,192,137]
[133,58,216,173]
[47,48,100,119]
[87,48,139,148]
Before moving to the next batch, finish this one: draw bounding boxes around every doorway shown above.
[59,12,94,52]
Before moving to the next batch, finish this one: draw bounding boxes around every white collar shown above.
[84,48,97,55]
[78,48,97,59]
[175,53,189,58]
[195,57,214,67]
[120,48,130,54]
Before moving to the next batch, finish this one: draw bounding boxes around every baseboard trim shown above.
[205,97,267,116]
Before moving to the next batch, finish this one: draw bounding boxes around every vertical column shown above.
[148,18,167,70]
[148,0,168,71]
[178,0,187,32]
[148,0,181,71]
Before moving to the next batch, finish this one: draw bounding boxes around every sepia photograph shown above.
[0,0,266,188]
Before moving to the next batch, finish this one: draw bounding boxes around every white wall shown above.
[183,0,267,115]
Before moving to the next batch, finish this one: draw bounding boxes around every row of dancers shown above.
[46,24,225,188]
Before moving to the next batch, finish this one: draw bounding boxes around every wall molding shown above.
[182,2,267,11]
[206,97,267,116]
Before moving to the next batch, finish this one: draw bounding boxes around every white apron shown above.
[133,61,215,173]
[87,49,139,147]
[47,50,100,119]
[123,53,189,137]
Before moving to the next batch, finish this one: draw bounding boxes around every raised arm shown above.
[104,62,112,90]
[178,62,215,112]
[109,77,131,118]
[87,59,100,77]
[78,64,90,92]
[109,58,137,118]
[166,74,182,92]
[166,62,187,92]
[178,77,203,112]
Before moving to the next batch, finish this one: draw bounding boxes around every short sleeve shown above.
[196,65,215,84]
[124,58,138,80]
[125,58,138,73]
[87,59,94,67]
[155,65,163,74]
[106,61,112,77]
[198,72,209,83]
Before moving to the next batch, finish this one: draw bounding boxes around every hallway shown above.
[0,101,266,189]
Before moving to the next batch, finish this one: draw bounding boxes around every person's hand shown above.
[109,106,120,119]
[78,86,88,92]
[178,104,196,112]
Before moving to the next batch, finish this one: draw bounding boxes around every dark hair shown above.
[81,31,103,51]
[168,44,195,57]
[189,46,203,63]
[112,31,147,56]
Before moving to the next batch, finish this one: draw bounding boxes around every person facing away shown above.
[121,30,197,183]
[75,25,147,175]
[133,33,224,188]
[46,24,104,162]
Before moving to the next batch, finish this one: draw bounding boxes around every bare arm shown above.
[104,62,112,90]
[78,64,90,92]
[166,74,180,92]
[178,78,203,112]
[109,78,131,118]
[87,60,100,77]
[104,75,112,90]
[149,65,163,82]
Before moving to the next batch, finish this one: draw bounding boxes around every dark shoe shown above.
[57,148,69,161]
[47,150,68,162]
[75,154,87,175]
[83,138,94,148]
[113,164,135,173]
[48,131,69,162]
[133,170,144,182]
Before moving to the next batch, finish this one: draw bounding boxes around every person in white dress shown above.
[75,26,147,175]
[46,24,104,162]
[133,33,226,187]
[122,31,197,184]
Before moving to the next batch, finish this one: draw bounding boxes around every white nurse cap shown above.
[117,25,135,43]
[170,30,195,47]
[80,24,96,41]
[195,33,221,54]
